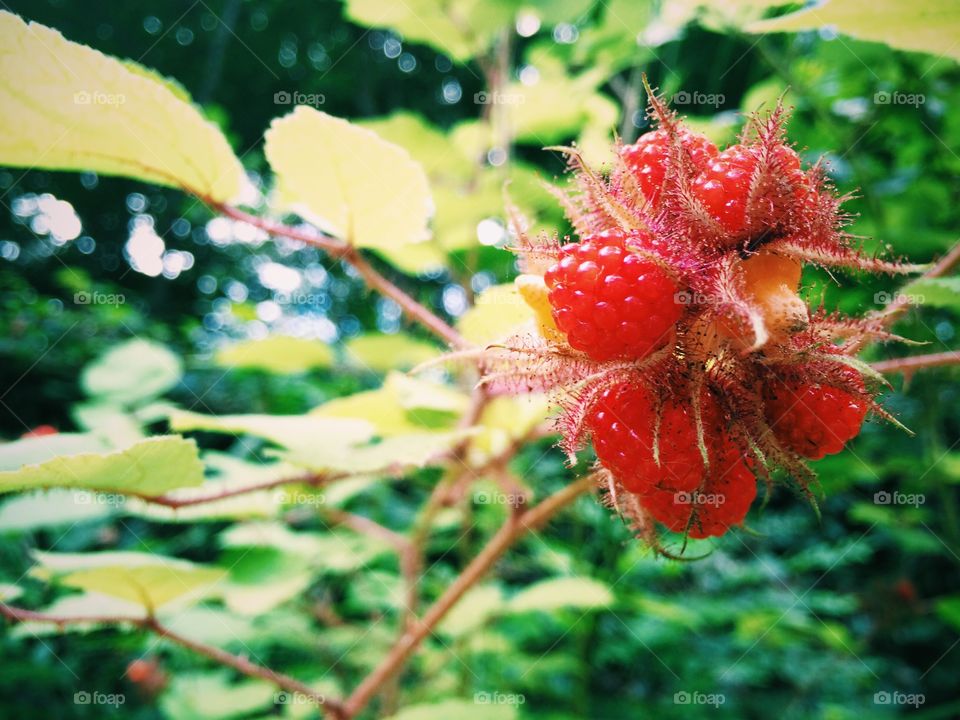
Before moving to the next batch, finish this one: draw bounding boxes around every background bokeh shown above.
[1,1,959,718]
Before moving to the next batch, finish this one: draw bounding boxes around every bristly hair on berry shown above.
[475,79,922,554]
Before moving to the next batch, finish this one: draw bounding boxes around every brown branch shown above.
[0,603,346,719]
[130,471,341,509]
[212,203,468,349]
[322,508,411,553]
[872,351,960,375]
[341,473,598,718]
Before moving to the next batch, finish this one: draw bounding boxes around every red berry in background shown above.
[21,425,58,438]
[544,229,682,362]
[621,128,718,204]
[691,144,806,237]
[764,371,868,460]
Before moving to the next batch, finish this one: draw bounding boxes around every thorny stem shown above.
[0,604,347,720]
[342,474,598,718]
[211,203,469,350]
[872,351,960,376]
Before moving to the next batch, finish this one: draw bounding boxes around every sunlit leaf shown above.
[0,435,204,497]
[0,12,244,201]
[385,699,517,720]
[344,334,440,372]
[215,335,335,373]
[81,339,182,405]
[160,672,276,720]
[746,0,960,61]
[506,577,615,613]
[31,550,226,609]
[264,106,432,255]
[457,284,534,344]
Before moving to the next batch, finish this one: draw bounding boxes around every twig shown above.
[212,203,468,349]
[130,472,340,509]
[872,351,960,375]
[0,603,346,719]
[341,473,598,718]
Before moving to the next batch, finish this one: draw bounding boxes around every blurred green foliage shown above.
[1,1,959,719]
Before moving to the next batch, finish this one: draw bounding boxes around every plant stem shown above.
[211,203,468,349]
[0,603,346,719]
[871,351,960,375]
[341,473,597,718]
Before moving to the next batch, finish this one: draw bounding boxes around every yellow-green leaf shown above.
[264,106,432,253]
[215,335,335,373]
[31,551,225,609]
[81,339,182,404]
[0,435,204,497]
[746,0,960,61]
[0,12,244,201]
[506,577,615,613]
[457,284,534,345]
[344,333,440,372]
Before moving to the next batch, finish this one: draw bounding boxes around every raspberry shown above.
[691,144,805,237]
[621,128,717,204]
[764,371,868,460]
[544,229,682,362]
[640,448,756,538]
[587,382,755,537]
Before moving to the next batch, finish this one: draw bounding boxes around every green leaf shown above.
[437,585,505,637]
[344,333,440,372]
[506,577,615,613]
[214,335,335,373]
[344,0,515,61]
[81,339,183,404]
[220,548,314,615]
[264,107,432,254]
[386,699,517,720]
[160,672,276,720]
[936,595,960,632]
[0,12,244,201]
[457,284,534,344]
[902,277,960,311]
[0,489,115,531]
[30,550,226,609]
[746,0,960,62]
[0,435,204,497]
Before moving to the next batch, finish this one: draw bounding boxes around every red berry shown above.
[544,229,682,362]
[621,128,717,204]
[640,446,757,538]
[764,371,867,460]
[587,383,755,537]
[691,144,805,237]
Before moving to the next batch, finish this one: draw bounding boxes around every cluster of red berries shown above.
[502,96,887,544]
